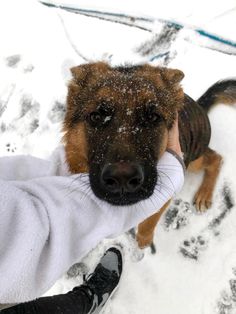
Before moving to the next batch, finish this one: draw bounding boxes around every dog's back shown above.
[179,95,211,167]
[179,79,236,167]
[138,78,236,248]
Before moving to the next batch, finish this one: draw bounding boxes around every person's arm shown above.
[0,150,184,304]
[0,155,56,180]
[0,146,67,181]
[0,116,184,303]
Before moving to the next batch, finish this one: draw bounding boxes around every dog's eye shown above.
[87,102,114,127]
[89,112,102,125]
[88,110,113,127]
[98,102,113,115]
[139,104,163,126]
[146,112,162,123]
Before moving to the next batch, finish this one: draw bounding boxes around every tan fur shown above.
[63,122,88,173]
[62,62,185,250]
[187,156,204,172]
[190,148,222,211]
[71,62,111,87]
[160,130,168,156]
[62,62,233,251]
[135,65,184,124]
[136,148,223,248]
[135,131,167,249]
[137,200,171,248]
[214,95,236,105]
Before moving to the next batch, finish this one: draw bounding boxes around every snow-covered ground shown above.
[0,0,236,313]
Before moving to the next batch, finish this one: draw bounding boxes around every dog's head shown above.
[63,62,184,205]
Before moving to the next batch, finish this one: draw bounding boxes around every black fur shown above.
[179,79,236,167]
[198,79,236,112]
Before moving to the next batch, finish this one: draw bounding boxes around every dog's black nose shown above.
[101,162,144,194]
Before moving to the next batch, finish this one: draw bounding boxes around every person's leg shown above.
[2,247,122,314]
[0,304,16,311]
[2,288,92,314]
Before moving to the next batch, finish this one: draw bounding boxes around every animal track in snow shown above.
[5,54,21,68]
[47,101,66,124]
[180,183,234,261]
[180,234,209,261]
[164,198,194,231]
[5,142,17,154]
[216,268,236,314]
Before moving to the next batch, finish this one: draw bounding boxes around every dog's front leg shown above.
[188,148,222,211]
[136,200,171,249]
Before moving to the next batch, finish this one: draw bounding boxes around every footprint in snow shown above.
[179,183,234,261]
[164,198,194,231]
[5,54,21,68]
[216,268,236,314]
[179,234,209,261]
[5,142,18,154]
[47,101,66,124]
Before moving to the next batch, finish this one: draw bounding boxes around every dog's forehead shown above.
[94,75,159,107]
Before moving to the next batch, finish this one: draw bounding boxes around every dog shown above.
[63,62,236,249]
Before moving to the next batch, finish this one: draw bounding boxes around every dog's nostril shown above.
[104,177,119,189]
[127,176,142,190]
[101,165,120,193]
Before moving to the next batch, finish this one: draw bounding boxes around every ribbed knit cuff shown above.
[166,149,186,174]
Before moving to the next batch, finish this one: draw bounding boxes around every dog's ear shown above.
[70,62,111,87]
[160,68,184,84]
[135,65,184,127]
[65,62,111,127]
[135,65,184,88]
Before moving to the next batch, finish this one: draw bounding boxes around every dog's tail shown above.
[197,79,236,112]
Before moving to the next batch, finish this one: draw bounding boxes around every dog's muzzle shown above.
[89,159,157,205]
[101,162,144,194]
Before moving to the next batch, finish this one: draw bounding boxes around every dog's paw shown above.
[128,229,156,256]
[193,187,212,212]
[122,230,145,262]
[136,232,154,250]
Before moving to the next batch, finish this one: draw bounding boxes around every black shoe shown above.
[1,248,122,314]
[79,247,123,314]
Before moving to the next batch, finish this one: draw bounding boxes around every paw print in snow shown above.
[6,142,17,154]
[0,133,22,155]
[5,54,21,68]
[217,290,233,314]
[179,235,208,261]
[164,198,193,230]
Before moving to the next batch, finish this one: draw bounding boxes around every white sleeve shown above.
[108,151,185,235]
[0,151,184,303]
[0,155,57,180]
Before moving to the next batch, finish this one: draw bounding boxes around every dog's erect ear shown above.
[70,62,111,86]
[135,65,184,88]
[161,68,184,84]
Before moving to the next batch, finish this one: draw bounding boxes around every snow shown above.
[0,0,236,313]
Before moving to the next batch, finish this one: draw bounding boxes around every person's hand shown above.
[167,113,183,158]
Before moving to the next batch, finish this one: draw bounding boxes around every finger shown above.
[168,113,179,139]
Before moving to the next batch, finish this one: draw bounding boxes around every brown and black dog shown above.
[63,62,236,249]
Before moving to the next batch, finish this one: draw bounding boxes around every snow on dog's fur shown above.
[63,62,236,248]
